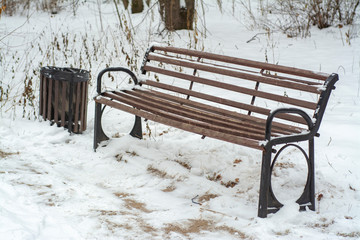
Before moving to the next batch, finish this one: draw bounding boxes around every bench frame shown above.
[94,46,338,218]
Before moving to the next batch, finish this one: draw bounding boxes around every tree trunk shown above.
[122,0,129,10]
[159,0,195,31]
[131,0,143,14]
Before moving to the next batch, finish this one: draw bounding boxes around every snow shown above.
[1,1,360,239]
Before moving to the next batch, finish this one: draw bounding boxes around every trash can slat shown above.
[40,67,89,134]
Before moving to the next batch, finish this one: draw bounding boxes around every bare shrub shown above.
[1,0,84,15]
[244,0,360,38]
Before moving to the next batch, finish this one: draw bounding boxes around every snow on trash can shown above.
[40,67,89,134]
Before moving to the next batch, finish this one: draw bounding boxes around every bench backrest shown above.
[140,45,338,131]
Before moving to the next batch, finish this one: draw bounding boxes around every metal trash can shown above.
[40,67,89,134]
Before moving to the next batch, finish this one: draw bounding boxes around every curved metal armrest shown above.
[96,67,139,94]
[265,108,314,145]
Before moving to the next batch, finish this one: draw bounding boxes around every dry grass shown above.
[174,159,191,170]
[162,185,176,192]
[337,232,360,238]
[124,198,152,213]
[147,165,170,179]
[114,192,131,198]
[198,193,218,203]
[0,150,18,158]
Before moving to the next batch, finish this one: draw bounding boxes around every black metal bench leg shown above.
[259,144,284,218]
[94,102,109,151]
[130,115,143,139]
[296,137,315,211]
[258,145,272,218]
[258,139,316,218]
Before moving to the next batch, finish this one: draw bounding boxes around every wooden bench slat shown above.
[103,92,266,140]
[131,89,300,136]
[143,65,318,110]
[142,80,308,125]
[152,46,329,81]
[138,89,304,135]
[147,54,321,94]
[122,90,276,137]
[155,52,323,86]
[95,96,264,150]
[260,72,322,86]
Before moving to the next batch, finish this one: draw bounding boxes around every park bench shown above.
[93,45,338,218]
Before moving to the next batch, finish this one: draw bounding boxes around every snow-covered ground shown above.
[1,1,360,239]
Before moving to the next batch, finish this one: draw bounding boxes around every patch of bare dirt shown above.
[114,192,132,198]
[164,219,213,237]
[198,193,219,203]
[162,185,176,192]
[124,198,152,213]
[164,219,250,239]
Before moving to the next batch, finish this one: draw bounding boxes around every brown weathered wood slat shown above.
[125,90,293,136]
[137,89,303,135]
[84,81,88,130]
[47,78,53,120]
[117,90,276,137]
[260,72,322,86]
[143,65,318,109]
[61,81,66,127]
[80,81,86,132]
[54,79,59,124]
[41,76,47,119]
[40,75,44,116]
[147,54,321,94]
[102,92,266,140]
[142,80,307,124]
[74,82,81,133]
[95,96,263,150]
[154,51,322,86]
[152,46,328,81]
[127,90,263,131]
